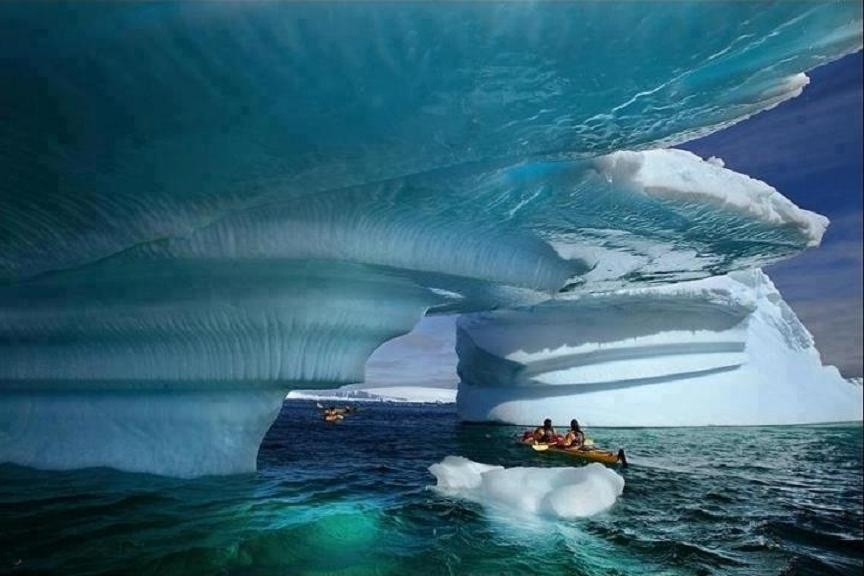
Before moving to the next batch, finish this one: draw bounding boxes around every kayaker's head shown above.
[570,419,581,432]
[543,418,552,430]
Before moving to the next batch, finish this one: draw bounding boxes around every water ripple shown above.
[0,402,861,575]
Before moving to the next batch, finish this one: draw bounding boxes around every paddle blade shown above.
[531,444,550,452]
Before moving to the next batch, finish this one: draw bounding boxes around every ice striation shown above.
[457,270,864,426]
[0,2,861,476]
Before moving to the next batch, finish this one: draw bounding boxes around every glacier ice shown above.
[0,2,861,476]
[0,150,831,384]
[0,390,285,477]
[457,270,864,426]
[3,2,859,280]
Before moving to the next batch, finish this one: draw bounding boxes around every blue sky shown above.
[367,51,863,384]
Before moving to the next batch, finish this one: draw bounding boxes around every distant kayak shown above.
[318,403,356,422]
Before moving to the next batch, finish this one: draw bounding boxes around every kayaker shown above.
[533,419,557,443]
[322,406,343,422]
[323,406,351,416]
[560,419,585,449]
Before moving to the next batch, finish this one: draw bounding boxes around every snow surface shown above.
[457,270,863,426]
[429,456,624,519]
[1,2,861,475]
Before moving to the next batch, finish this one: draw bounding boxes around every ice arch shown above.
[0,2,861,476]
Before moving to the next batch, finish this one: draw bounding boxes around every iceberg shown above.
[0,2,861,476]
[457,270,864,426]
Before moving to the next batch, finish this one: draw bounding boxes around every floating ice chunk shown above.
[429,456,624,519]
[430,456,503,491]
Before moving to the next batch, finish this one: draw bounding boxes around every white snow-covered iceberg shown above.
[457,270,863,426]
[0,2,861,476]
[286,385,456,405]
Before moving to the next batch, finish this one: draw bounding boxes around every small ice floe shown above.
[428,456,624,520]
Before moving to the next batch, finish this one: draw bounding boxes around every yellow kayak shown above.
[530,443,627,466]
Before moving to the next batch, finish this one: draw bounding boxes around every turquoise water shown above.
[1,401,861,575]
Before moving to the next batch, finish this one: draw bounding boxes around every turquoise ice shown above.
[0,2,861,476]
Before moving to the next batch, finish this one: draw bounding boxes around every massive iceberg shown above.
[457,270,863,426]
[0,3,861,476]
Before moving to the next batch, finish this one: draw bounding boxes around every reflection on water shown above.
[1,401,861,575]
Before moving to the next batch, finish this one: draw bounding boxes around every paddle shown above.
[531,444,551,452]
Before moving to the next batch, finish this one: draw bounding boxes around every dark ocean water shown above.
[1,401,861,576]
